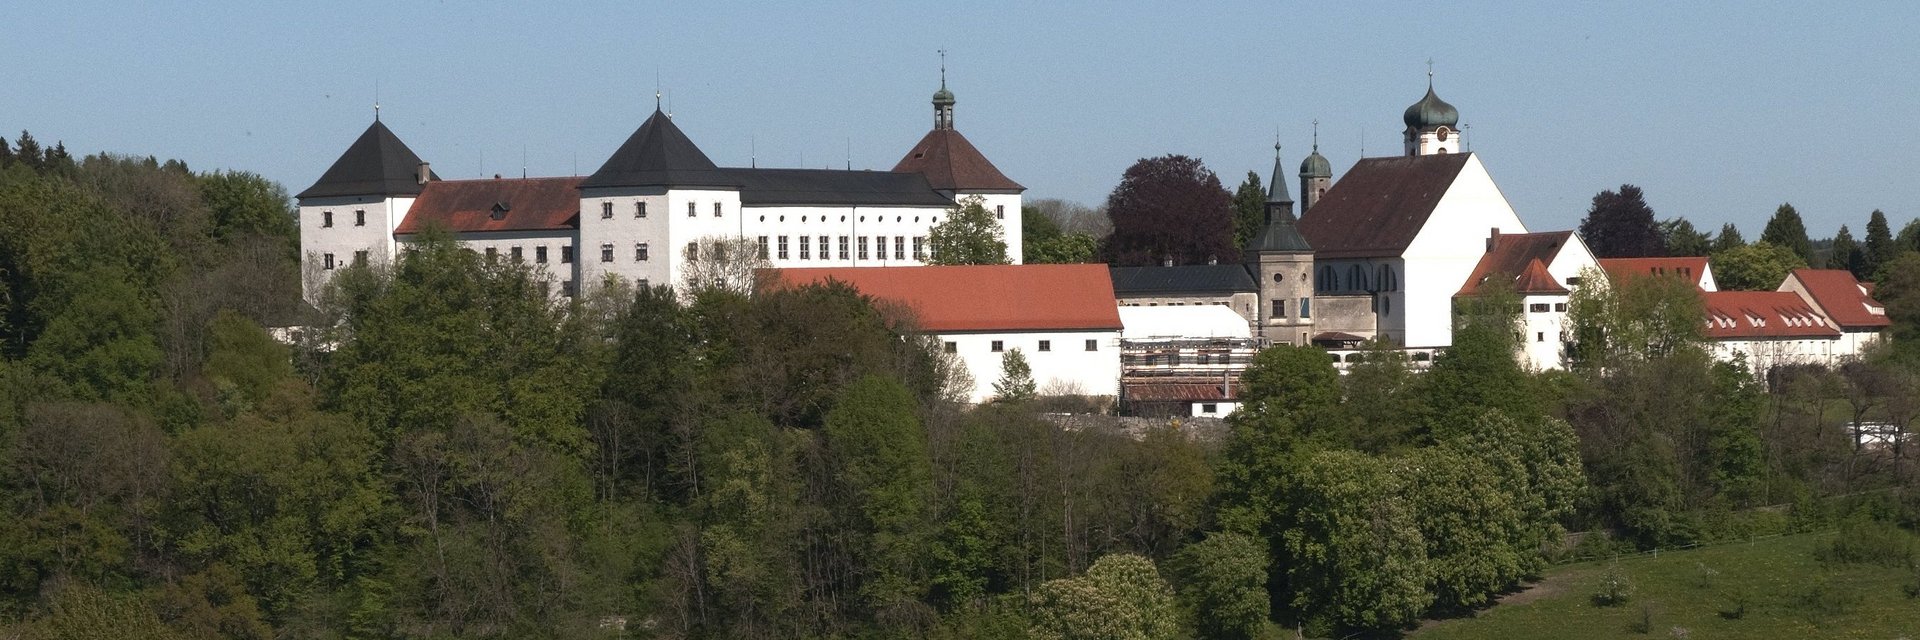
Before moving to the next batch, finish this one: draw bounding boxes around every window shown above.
[1300,297,1311,318]
[562,280,576,297]
[484,247,497,261]
[600,243,614,262]
[1537,332,1546,342]
[636,243,649,261]
[1349,264,1370,291]
[323,253,336,269]
[1567,276,1584,286]
[991,340,1004,352]
[757,236,770,259]
[635,201,647,218]
[1085,339,1098,351]
[561,246,574,263]
[713,202,722,217]
[1529,303,1551,313]
[510,246,523,262]
[354,209,366,226]
[838,236,849,260]
[685,242,699,261]
[819,236,829,260]
[1381,296,1391,316]
[1201,403,1218,414]
[1038,340,1051,352]
[353,250,367,267]
[858,236,869,260]
[601,202,613,219]
[995,205,1005,219]
[913,236,925,260]
[687,202,696,217]
[637,278,649,288]
[894,236,905,260]
[1272,299,1286,318]
[944,341,957,353]
[536,246,548,264]
[322,211,334,227]
[1554,302,1568,312]
[799,236,811,260]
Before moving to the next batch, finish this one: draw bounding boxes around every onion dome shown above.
[1299,149,1332,178]
[1402,84,1459,130]
[932,84,955,107]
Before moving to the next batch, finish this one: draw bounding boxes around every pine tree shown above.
[1712,223,1746,254]
[992,348,1037,403]
[1660,217,1712,257]
[1760,203,1814,265]
[1864,209,1895,278]
[14,130,42,171]
[1827,224,1863,278]
[1231,171,1266,251]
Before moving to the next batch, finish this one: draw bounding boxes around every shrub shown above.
[1817,516,1917,568]
[1717,589,1749,620]
[1628,603,1653,634]
[1592,564,1634,607]
[1793,578,1861,627]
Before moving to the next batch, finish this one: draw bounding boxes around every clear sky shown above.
[5,1,1915,237]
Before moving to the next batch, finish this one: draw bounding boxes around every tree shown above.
[992,348,1037,403]
[1027,197,1109,238]
[1170,532,1271,640]
[197,171,295,248]
[1340,339,1424,452]
[1864,209,1895,279]
[1029,554,1182,640]
[681,235,772,296]
[1102,155,1236,266]
[928,196,1009,265]
[1280,450,1430,633]
[1876,253,1920,363]
[1660,217,1713,257]
[1435,410,1586,574]
[1393,447,1523,611]
[1827,224,1864,278]
[1566,265,1707,368]
[1231,171,1265,250]
[1711,222,1746,254]
[1424,287,1538,432]
[1710,241,1804,291]
[824,375,936,609]
[1760,203,1815,265]
[1025,204,1099,264]
[1577,184,1663,258]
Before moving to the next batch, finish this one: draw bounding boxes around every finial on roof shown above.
[374,101,380,122]
[655,89,661,110]
[939,48,947,90]
[1312,119,1319,151]
[1427,58,1435,85]
[1274,131,1282,157]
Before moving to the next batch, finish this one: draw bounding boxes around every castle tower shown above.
[1402,71,1461,156]
[1246,142,1316,346]
[893,59,1027,262]
[295,113,437,303]
[1299,122,1332,212]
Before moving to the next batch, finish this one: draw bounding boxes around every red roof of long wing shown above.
[773,264,1121,332]
[1598,257,1711,289]
[1701,290,1840,339]
[1788,268,1891,329]
[396,177,582,234]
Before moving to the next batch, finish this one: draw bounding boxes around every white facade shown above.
[1398,154,1529,348]
[1710,338,1844,372]
[299,195,412,300]
[941,330,1120,403]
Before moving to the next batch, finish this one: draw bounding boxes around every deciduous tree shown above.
[1102,155,1236,266]
[1710,241,1804,290]
[1029,553,1182,640]
[1577,184,1663,258]
[928,196,1009,265]
[1170,532,1271,640]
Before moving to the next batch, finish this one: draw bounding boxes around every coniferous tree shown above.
[14,130,42,171]
[1102,155,1236,266]
[1864,209,1895,278]
[1577,184,1663,258]
[1660,217,1712,257]
[1760,203,1815,265]
[1231,171,1266,250]
[1711,223,1746,254]
[992,348,1037,403]
[1827,224,1864,278]
[0,134,12,166]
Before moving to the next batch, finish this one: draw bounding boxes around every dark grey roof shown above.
[1109,265,1257,295]
[721,168,954,207]
[298,120,438,199]
[581,109,733,189]
[1248,207,1312,253]
[1266,146,1293,205]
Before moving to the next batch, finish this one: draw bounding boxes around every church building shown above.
[296,77,1023,302]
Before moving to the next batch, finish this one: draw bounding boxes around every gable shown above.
[1297,153,1471,259]
[1403,154,1527,259]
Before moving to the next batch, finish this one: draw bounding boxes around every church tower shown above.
[893,56,1027,262]
[1246,142,1316,346]
[1402,71,1461,156]
[1298,123,1332,212]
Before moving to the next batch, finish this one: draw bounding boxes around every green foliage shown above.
[1396,447,1526,610]
[1826,223,1864,278]
[1864,209,1895,279]
[1171,532,1271,640]
[1026,232,1100,264]
[825,375,936,608]
[928,196,1009,265]
[1710,222,1745,254]
[1876,253,1920,363]
[11,582,191,640]
[1280,450,1431,632]
[1566,264,1707,369]
[1339,338,1423,452]
[1426,292,1540,431]
[1029,553,1182,640]
[1578,184,1664,258]
[1238,344,1340,421]
[1709,241,1804,290]
[196,170,294,249]
[1759,203,1815,265]
[1660,217,1712,257]
[992,347,1037,404]
[1231,171,1266,250]
[202,310,294,410]
[1593,563,1635,606]
[1818,516,1918,568]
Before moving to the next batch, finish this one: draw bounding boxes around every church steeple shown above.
[1403,65,1462,156]
[1266,139,1294,212]
[1299,121,1332,212]
[932,49,955,130]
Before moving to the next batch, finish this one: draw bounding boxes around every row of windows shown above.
[319,210,367,228]
[1316,264,1400,293]
[945,339,1100,354]
[319,251,371,270]
[481,245,574,264]
[757,235,926,262]
[598,200,725,219]
[1270,297,1312,319]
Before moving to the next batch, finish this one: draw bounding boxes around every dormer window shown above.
[490,203,509,221]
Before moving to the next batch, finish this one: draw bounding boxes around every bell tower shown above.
[1299,121,1332,212]
[1246,141,1316,346]
[1403,66,1461,156]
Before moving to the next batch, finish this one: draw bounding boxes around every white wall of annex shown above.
[939,330,1120,403]
[1402,154,1528,348]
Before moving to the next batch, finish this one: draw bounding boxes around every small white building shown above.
[1456,230,1600,371]
[774,264,1123,404]
[1116,306,1260,417]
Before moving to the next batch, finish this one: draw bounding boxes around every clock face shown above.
[1436,126,1451,141]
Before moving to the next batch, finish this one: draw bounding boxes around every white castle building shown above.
[296,78,1023,301]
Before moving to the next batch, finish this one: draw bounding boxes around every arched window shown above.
[1377,264,1398,292]
[1318,265,1338,291]
[1349,264,1370,292]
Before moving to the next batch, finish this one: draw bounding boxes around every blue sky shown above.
[5,1,1915,237]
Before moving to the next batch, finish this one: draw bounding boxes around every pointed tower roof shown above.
[581,109,733,189]
[1266,141,1294,205]
[1512,258,1569,294]
[298,119,437,199]
[893,129,1024,192]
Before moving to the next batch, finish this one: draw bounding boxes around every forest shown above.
[1,134,1918,639]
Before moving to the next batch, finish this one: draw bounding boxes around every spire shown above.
[931,49,956,130]
[1266,139,1293,206]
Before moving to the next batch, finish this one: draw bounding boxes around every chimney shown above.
[1486,227,1501,253]
[417,162,430,185]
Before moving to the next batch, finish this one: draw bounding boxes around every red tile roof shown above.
[1457,231,1574,296]
[396,177,582,234]
[1598,257,1712,290]
[1298,153,1472,259]
[1124,381,1233,402]
[891,129,1025,192]
[1701,291,1840,339]
[772,264,1121,332]
[1786,269,1891,330]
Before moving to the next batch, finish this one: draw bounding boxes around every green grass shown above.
[1413,530,1920,639]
